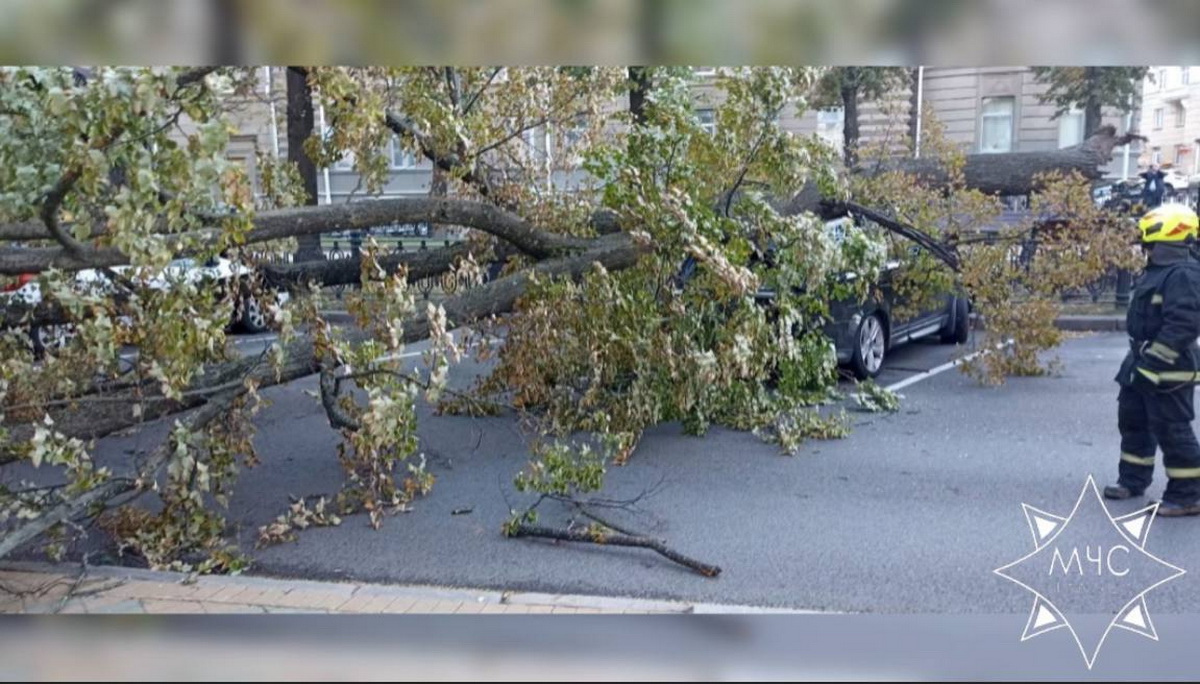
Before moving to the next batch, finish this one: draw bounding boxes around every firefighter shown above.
[1106,204,1200,516]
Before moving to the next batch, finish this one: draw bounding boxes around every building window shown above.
[979,96,1014,154]
[1184,67,1192,85]
[696,108,716,135]
[1058,108,1084,148]
[1176,105,1187,128]
[389,137,417,169]
[1154,107,1165,129]
[520,125,552,163]
[816,107,843,149]
[1152,147,1162,165]
[1159,68,1168,90]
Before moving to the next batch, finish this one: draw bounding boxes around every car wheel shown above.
[237,292,270,334]
[940,296,970,345]
[850,311,886,380]
[30,323,76,359]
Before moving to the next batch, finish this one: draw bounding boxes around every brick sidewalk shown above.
[0,562,805,615]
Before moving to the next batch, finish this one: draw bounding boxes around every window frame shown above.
[388,136,417,169]
[1057,107,1085,149]
[979,96,1015,154]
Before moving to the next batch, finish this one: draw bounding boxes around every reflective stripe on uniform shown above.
[1122,452,1157,466]
[1146,341,1180,364]
[1166,467,1200,478]
[1136,368,1200,384]
[1152,294,1164,304]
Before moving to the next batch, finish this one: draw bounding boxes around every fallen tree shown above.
[0,66,1144,576]
[859,124,1144,196]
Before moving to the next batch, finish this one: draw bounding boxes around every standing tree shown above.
[812,67,911,167]
[1031,67,1148,139]
[287,66,325,262]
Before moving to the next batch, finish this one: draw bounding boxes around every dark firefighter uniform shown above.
[1107,204,1200,516]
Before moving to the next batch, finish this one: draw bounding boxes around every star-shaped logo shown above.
[994,476,1186,669]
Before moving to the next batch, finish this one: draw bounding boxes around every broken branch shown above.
[507,523,722,578]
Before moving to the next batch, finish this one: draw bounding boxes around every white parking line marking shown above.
[884,339,1013,394]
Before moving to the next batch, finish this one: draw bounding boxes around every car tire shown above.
[30,323,75,359]
[940,296,970,345]
[237,291,270,334]
[849,311,887,380]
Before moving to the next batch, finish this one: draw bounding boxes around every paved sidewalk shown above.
[0,562,804,615]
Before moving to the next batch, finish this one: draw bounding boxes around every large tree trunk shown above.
[287,67,325,263]
[628,67,651,125]
[908,67,920,156]
[859,124,1142,196]
[841,84,859,168]
[1083,67,1102,138]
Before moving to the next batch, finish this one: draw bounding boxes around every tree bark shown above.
[908,67,921,156]
[287,66,325,263]
[0,196,588,276]
[628,67,651,125]
[1083,67,1102,138]
[855,124,1143,197]
[507,524,721,577]
[841,84,860,168]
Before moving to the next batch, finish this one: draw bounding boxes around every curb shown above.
[0,561,825,615]
[1053,315,1125,332]
[967,313,1125,334]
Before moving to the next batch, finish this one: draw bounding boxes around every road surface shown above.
[80,328,1200,615]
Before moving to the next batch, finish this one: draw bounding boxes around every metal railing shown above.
[242,237,504,302]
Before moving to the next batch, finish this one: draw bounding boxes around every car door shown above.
[862,220,950,345]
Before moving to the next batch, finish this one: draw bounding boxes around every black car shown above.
[754,215,970,380]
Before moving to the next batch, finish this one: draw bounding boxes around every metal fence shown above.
[964,231,1126,308]
[243,237,503,301]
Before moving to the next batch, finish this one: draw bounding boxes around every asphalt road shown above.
[82,328,1200,615]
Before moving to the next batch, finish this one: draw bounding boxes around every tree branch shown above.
[0,388,245,561]
[38,171,87,257]
[475,116,552,158]
[507,523,721,577]
[175,67,221,89]
[0,196,589,275]
[2,232,648,457]
[461,68,501,117]
[384,112,495,199]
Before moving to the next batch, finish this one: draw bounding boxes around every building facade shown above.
[200,66,1147,221]
[894,67,1139,180]
[1138,65,1200,175]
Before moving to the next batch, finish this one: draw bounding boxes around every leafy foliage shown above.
[0,65,1144,574]
[1030,67,1148,120]
[851,380,901,413]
